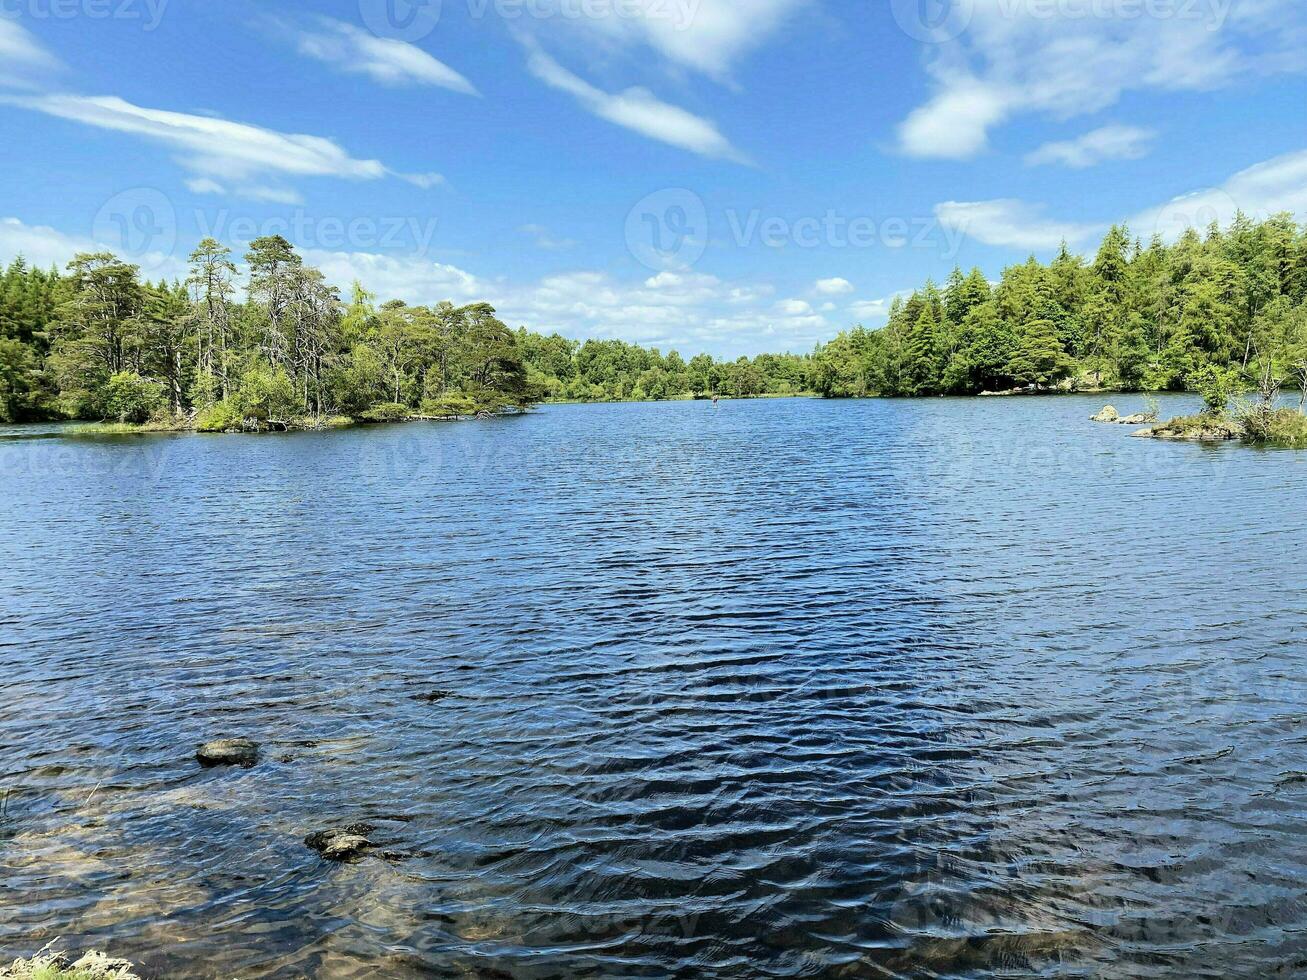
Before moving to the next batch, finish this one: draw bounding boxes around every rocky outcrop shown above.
[1090,406,1120,423]
[305,824,375,861]
[196,738,259,768]
[1133,416,1243,441]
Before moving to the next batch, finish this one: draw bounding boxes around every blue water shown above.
[2,396,1306,978]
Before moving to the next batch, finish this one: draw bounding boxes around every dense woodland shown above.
[3,215,1307,428]
[811,214,1307,401]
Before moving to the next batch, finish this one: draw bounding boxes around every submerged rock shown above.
[196,738,259,768]
[305,823,375,861]
[1090,405,1120,423]
[412,690,454,704]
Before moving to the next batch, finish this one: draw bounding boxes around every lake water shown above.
[2,395,1306,979]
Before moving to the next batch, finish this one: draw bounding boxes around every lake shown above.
[2,395,1306,979]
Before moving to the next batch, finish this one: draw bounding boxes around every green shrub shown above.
[233,363,298,421]
[358,402,411,423]
[97,372,164,424]
[195,400,244,432]
[1186,364,1237,416]
[1238,406,1307,448]
[420,393,477,417]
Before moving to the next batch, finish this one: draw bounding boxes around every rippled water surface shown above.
[3,396,1307,978]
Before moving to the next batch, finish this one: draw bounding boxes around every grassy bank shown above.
[1,950,140,980]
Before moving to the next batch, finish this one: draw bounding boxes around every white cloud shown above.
[1,93,436,196]
[814,276,854,295]
[397,171,446,190]
[302,248,484,306]
[777,298,813,315]
[293,18,477,95]
[899,84,1012,161]
[935,199,1100,251]
[185,178,226,195]
[1131,146,1307,241]
[1026,125,1155,168]
[0,216,185,278]
[0,216,91,270]
[531,0,807,81]
[520,223,577,250]
[936,145,1307,254]
[897,1,1302,159]
[849,291,912,324]
[0,20,60,87]
[520,37,749,162]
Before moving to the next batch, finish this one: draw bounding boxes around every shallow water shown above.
[2,396,1306,979]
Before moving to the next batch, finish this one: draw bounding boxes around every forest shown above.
[2,214,1307,430]
[809,213,1307,403]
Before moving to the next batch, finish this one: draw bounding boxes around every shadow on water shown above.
[1,396,1306,978]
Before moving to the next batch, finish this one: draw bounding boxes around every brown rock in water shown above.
[1090,406,1120,423]
[196,738,259,768]
[305,825,375,861]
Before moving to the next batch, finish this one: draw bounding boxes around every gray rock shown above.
[196,738,259,768]
[1090,405,1119,423]
[1118,413,1151,425]
[306,825,375,861]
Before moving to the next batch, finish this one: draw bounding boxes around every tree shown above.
[1006,318,1075,389]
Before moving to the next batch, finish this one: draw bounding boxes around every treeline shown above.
[0,237,540,428]
[518,332,811,402]
[6,214,1307,427]
[0,238,817,428]
[811,213,1307,398]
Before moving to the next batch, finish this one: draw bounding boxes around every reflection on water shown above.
[2,396,1306,978]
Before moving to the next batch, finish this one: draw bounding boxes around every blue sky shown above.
[1,0,1305,356]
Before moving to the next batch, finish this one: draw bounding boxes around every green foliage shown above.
[358,402,411,423]
[1187,364,1237,416]
[195,400,244,433]
[808,214,1307,403]
[421,392,478,417]
[1240,408,1307,448]
[97,371,164,423]
[233,362,298,422]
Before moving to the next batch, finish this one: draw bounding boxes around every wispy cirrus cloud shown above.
[533,0,808,82]
[897,0,1304,160]
[0,19,61,87]
[935,199,1100,251]
[1026,124,1156,169]
[2,92,440,198]
[291,16,478,95]
[519,35,749,163]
